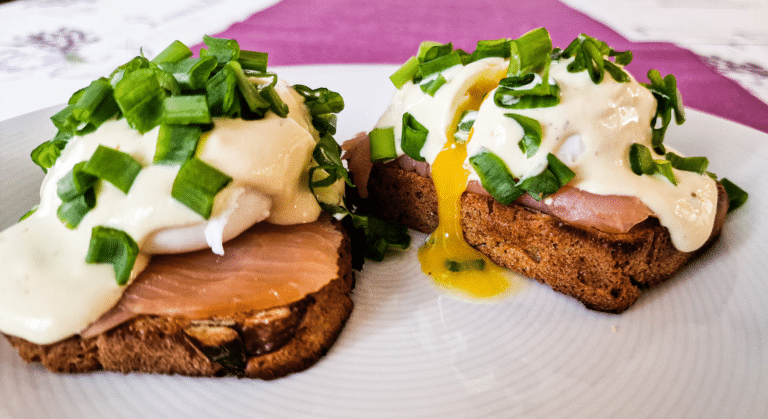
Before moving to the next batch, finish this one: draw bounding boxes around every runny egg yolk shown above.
[417,78,520,299]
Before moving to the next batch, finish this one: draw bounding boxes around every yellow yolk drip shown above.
[418,80,517,299]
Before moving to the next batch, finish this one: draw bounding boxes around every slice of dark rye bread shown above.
[365,162,729,313]
[4,220,355,379]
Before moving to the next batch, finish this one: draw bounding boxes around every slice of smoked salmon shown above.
[82,217,343,338]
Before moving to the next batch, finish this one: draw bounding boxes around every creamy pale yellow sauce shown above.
[0,81,344,345]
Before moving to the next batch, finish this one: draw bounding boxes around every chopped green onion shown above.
[85,226,139,286]
[467,38,511,63]
[445,258,486,272]
[505,113,542,158]
[160,56,218,91]
[71,77,119,129]
[50,105,81,134]
[202,35,240,64]
[508,27,552,76]
[205,62,241,117]
[515,154,574,201]
[401,113,429,162]
[298,86,344,116]
[629,143,656,175]
[469,150,523,205]
[154,124,202,164]
[390,56,420,89]
[31,133,70,173]
[420,74,447,96]
[494,73,560,109]
[172,157,232,219]
[238,50,268,72]
[113,68,166,133]
[83,145,143,194]
[546,153,575,186]
[56,161,97,201]
[349,213,411,262]
[561,34,630,83]
[161,95,211,125]
[517,168,561,201]
[369,127,397,162]
[454,110,477,143]
[259,84,289,118]
[419,42,452,61]
[312,134,352,187]
[654,159,677,185]
[368,127,397,161]
[150,40,192,65]
[311,113,338,136]
[665,151,709,174]
[57,188,96,229]
[227,61,270,113]
[719,178,748,212]
[643,69,685,153]
[420,51,462,78]
[629,143,679,184]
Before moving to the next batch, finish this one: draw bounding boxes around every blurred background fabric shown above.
[1,0,766,132]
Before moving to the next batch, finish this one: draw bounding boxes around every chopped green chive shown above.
[390,56,421,89]
[628,143,678,185]
[369,127,397,162]
[505,113,542,158]
[57,189,96,229]
[56,161,97,201]
[629,143,656,176]
[665,151,709,174]
[151,40,193,65]
[238,50,268,72]
[113,68,166,133]
[202,35,240,64]
[205,62,240,117]
[454,110,478,143]
[259,84,289,118]
[31,134,70,173]
[469,150,523,205]
[420,74,447,96]
[71,78,119,129]
[160,56,218,91]
[508,27,552,77]
[85,226,139,286]
[83,145,143,194]
[401,113,429,162]
[719,178,748,212]
[468,38,511,63]
[445,258,486,272]
[162,95,211,125]
[171,157,232,219]
[154,124,202,165]
[546,153,576,187]
[419,50,462,78]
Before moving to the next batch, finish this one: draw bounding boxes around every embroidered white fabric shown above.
[0,0,281,121]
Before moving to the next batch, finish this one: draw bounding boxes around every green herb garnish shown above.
[85,226,139,286]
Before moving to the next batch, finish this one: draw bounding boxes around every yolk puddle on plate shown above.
[418,78,521,299]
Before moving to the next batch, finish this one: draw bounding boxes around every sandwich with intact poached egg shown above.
[1,37,409,378]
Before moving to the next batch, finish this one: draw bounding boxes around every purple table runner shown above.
[202,0,768,133]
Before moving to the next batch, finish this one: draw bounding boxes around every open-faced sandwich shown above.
[0,37,408,378]
[344,28,748,312]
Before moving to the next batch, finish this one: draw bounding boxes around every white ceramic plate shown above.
[1,65,767,419]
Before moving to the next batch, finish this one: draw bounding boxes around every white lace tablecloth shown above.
[1,0,766,121]
[0,0,280,121]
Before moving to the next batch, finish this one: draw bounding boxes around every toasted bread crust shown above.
[367,162,728,313]
[5,220,354,379]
